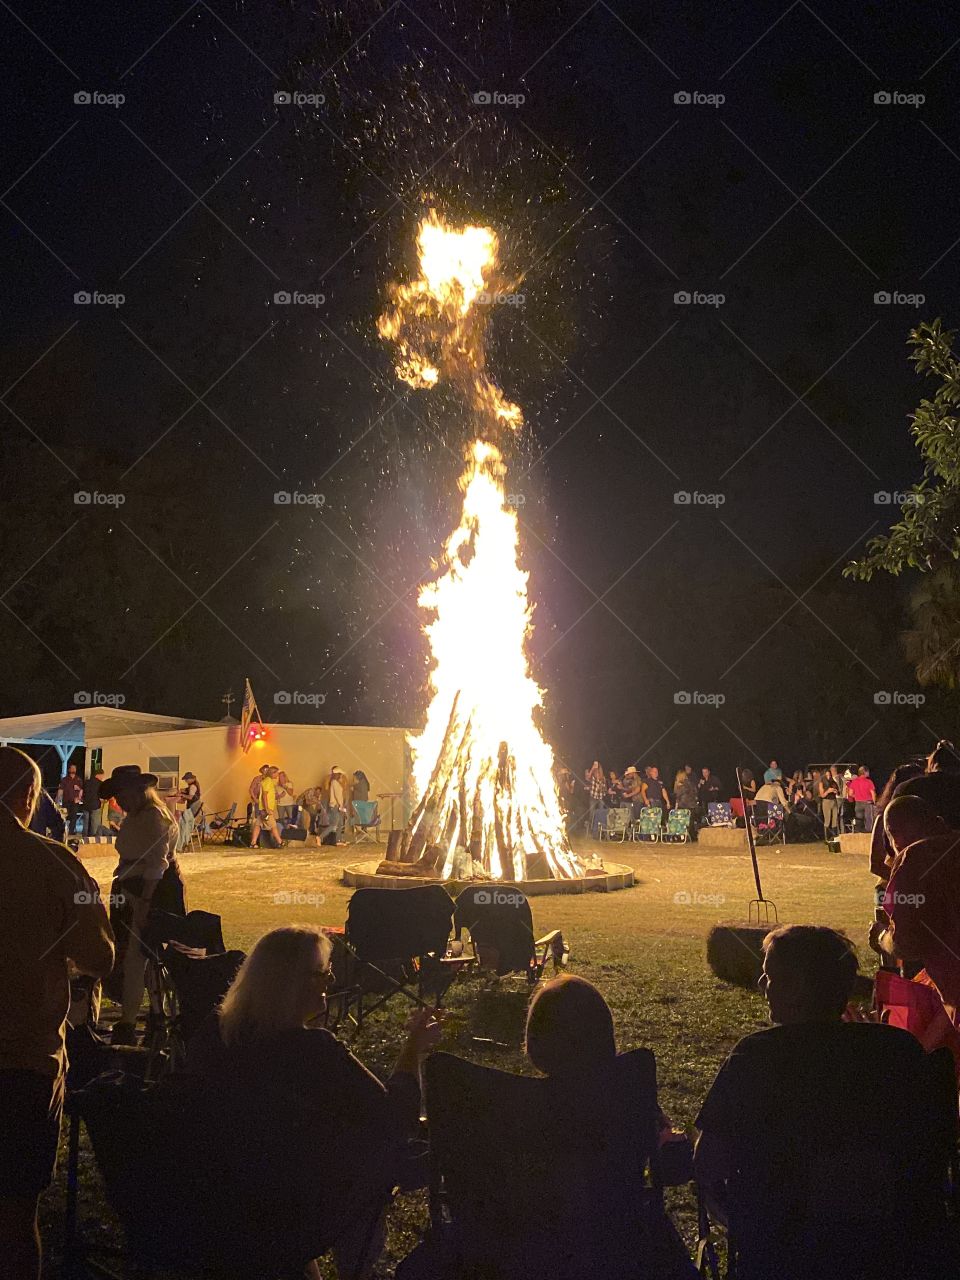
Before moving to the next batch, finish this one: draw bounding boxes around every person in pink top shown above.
[847,765,877,832]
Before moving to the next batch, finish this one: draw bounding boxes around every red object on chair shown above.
[730,797,745,820]
[874,969,960,1078]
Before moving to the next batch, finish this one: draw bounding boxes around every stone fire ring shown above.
[341,860,635,896]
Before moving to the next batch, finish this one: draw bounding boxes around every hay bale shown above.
[706,924,772,987]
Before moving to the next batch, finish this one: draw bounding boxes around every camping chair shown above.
[139,909,243,1078]
[452,884,567,982]
[664,808,692,842]
[199,801,240,844]
[343,885,468,1026]
[707,801,735,827]
[694,1045,959,1279]
[632,805,663,842]
[65,1070,387,1280]
[351,798,382,844]
[598,805,632,841]
[752,800,785,845]
[423,1049,690,1280]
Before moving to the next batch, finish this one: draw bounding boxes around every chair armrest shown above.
[534,929,562,948]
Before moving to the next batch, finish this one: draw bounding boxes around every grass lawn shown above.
[44,836,876,1277]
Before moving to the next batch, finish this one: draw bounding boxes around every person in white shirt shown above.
[328,766,348,845]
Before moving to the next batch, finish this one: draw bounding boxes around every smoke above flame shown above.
[379,211,582,881]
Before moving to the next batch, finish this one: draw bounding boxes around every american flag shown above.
[239,678,261,753]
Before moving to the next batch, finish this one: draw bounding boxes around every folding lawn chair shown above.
[199,801,240,844]
[751,800,785,845]
[139,909,244,1077]
[664,808,692,842]
[352,799,382,844]
[707,802,735,827]
[66,1070,386,1280]
[633,805,663,842]
[598,805,632,841]
[452,883,567,982]
[343,885,469,1026]
[422,1048,690,1280]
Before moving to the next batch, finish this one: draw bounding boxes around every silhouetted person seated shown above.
[187,925,440,1279]
[401,975,697,1280]
[695,924,955,1280]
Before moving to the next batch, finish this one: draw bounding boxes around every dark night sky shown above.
[3,0,959,784]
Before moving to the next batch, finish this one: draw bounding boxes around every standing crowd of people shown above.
[558,757,883,841]
[247,763,372,849]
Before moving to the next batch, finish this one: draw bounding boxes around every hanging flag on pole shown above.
[239,678,264,753]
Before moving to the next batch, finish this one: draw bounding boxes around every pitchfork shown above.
[737,768,778,926]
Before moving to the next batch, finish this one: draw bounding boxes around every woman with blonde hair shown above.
[189,925,440,1277]
[101,764,182,1046]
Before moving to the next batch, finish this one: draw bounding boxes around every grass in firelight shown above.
[43,836,875,1276]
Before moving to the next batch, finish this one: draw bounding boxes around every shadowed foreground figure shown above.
[402,974,697,1279]
[695,924,957,1280]
[0,746,114,1280]
[187,924,440,1278]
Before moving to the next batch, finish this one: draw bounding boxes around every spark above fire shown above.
[378,211,585,882]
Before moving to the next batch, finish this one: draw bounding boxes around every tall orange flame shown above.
[379,212,582,881]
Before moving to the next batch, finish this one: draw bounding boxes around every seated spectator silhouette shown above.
[187,925,439,1278]
[401,975,696,1280]
[695,924,955,1280]
[875,796,960,1026]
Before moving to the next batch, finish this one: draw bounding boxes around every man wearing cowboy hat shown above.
[0,747,114,1279]
[622,765,644,819]
[100,765,180,1045]
[328,766,349,846]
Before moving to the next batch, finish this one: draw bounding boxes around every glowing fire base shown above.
[343,859,635,896]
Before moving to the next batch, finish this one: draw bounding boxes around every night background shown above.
[5,0,960,785]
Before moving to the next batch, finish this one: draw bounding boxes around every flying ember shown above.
[378,211,584,881]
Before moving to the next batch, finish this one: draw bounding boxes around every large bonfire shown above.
[377,212,585,882]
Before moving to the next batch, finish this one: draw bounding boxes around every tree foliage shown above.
[847,318,960,580]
